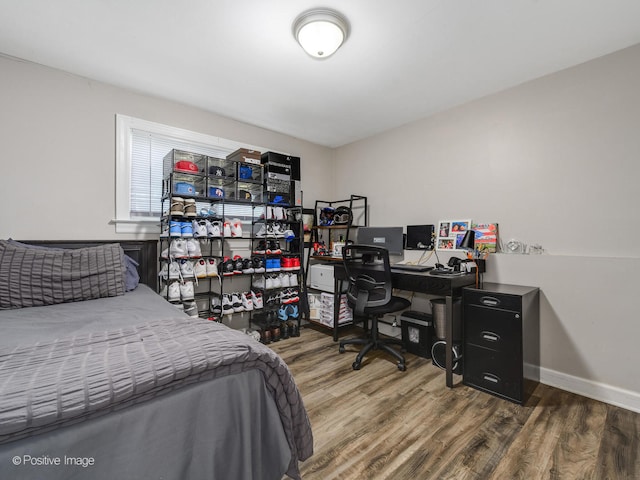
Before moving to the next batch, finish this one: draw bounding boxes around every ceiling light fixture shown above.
[293,9,349,59]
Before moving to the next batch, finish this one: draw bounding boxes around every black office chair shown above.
[338,244,411,371]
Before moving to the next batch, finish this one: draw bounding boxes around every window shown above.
[115,115,266,234]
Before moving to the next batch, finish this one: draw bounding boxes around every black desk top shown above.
[333,263,475,295]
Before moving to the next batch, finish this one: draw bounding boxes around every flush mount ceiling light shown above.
[293,8,349,59]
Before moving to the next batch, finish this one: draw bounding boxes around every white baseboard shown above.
[525,364,640,413]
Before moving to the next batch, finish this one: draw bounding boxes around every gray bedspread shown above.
[0,286,313,479]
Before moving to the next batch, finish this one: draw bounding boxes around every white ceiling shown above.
[1,0,640,148]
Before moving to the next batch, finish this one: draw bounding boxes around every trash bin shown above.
[400,311,434,358]
[430,298,461,341]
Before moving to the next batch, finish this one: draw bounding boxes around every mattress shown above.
[0,285,313,479]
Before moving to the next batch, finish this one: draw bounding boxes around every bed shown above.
[0,239,313,480]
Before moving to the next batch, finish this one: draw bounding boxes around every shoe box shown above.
[226,148,262,165]
[261,151,300,206]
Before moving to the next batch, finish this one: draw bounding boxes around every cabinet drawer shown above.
[464,304,521,353]
[464,290,522,312]
[463,344,523,403]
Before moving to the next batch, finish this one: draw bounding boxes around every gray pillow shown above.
[0,240,126,309]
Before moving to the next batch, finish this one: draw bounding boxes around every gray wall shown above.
[334,44,640,411]
[0,55,334,241]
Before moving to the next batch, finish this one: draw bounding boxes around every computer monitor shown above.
[356,226,405,260]
[406,224,435,250]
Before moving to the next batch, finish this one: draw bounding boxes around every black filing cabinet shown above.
[462,283,539,405]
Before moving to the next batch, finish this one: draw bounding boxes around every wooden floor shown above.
[270,325,640,480]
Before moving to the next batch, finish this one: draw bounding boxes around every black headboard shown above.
[18,240,158,290]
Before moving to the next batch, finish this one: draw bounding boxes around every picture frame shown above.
[302,208,315,247]
[436,219,471,251]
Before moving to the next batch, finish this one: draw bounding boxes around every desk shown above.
[333,265,475,387]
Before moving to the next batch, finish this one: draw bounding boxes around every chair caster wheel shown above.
[339,346,345,354]
[397,363,406,371]
[352,361,361,370]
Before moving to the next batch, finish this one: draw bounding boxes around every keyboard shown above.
[390,264,433,272]
[428,269,466,276]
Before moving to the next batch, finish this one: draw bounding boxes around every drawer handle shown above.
[480,296,500,307]
[482,373,500,384]
[481,331,500,342]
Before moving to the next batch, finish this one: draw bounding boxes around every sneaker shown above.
[272,223,285,237]
[206,258,219,277]
[160,223,170,238]
[159,261,181,280]
[211,296,223,316]
[279,272,289,288]
[281,257,293,271]
[183,301,199,318]
[291,257,301,271]
[287,304,300,319]
[170,238,188,258]
[253,240,267,255]
[180,259,195,278]
[231,219,243,237]
[231,292,244,312]
[289,272,298,287]
[233,256,244,274]
[252,275,266,290]
[252,257,265,273]
[271,258,281,272]
[181,221,193,238]
[241,292,254,311]
[265,274,275,289]
[221,294,234,315]
[222,257,235,276]
[206,220,222,238]
[183,199,197,218]
[223,222,232,237]
[180,281,195,301]
[251,291,263,309]
[170,197,184,216]
[274,206,285,220]
[168,281,181,302]
[194,258,207,278]
[242,258,254,274]
[192,220,207,238]
[267,240,282,255]
[278,305,289,321]
[186,238,202,258]
[265,258,274,273]
[255,224,268,237]
[170,220,182,237]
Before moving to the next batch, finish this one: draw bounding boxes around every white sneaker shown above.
[231,219,243,237]
[159,261,181,280]
[192,220,207,238]
[252,275,265,290]
[183,301,199,318]
[211,296,222,316]
[265,205,274,220]
[231,292,244,312]
[265,275,275,290]
[289,272,298,287]
[194,258,207,278]
[251,291,263,309]
[279,272,290,287]
[180,259,195,278]
[272,222,285,237]
[274,206,285,220]
[255,224,268,237]
[241,292,254,311]
[168,282,181,302]
[223,222,232,237]
[180,281,195,301]
[206,220,222,238]
[186,238,202,258]
[222,294,234,315]
[206,258,219,277]
[170,238,188,258]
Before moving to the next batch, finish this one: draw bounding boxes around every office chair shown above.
[338,244,411,371]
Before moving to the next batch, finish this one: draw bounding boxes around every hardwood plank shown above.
[271,326,640,480]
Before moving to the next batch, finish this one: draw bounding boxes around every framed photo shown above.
[302,208,315,246]
[436,219,471,251]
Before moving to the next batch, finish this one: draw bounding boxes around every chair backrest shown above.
[342,244,393,316]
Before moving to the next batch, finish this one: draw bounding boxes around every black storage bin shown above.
[400,311,434,358]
